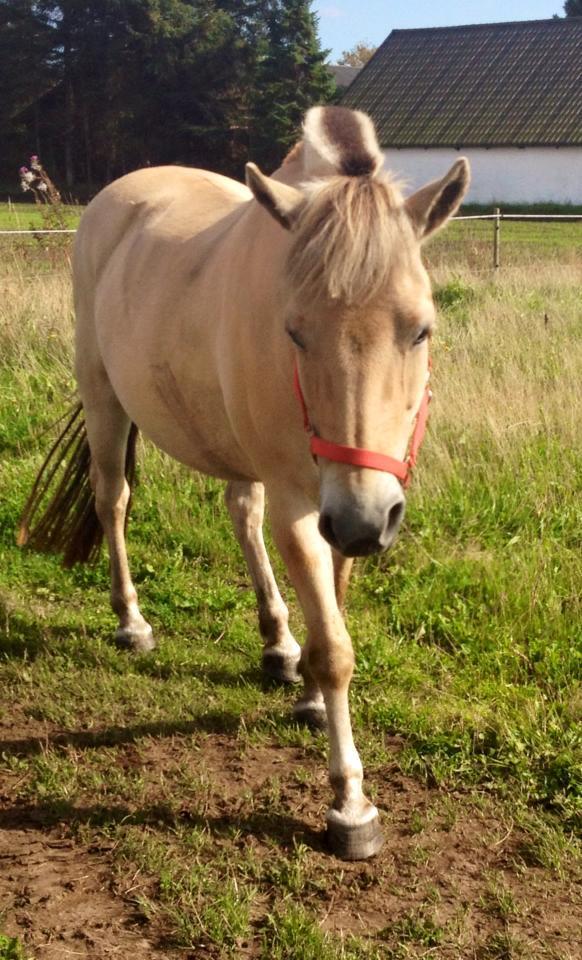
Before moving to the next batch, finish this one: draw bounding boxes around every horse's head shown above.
[246,107,469,557]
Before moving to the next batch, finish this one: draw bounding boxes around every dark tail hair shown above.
[18,403,138,568]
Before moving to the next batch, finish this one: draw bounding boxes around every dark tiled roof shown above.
[342,19,582,147]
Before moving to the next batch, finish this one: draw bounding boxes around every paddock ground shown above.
[0,216,580,958]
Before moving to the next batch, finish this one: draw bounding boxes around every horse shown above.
[19,106,469,860]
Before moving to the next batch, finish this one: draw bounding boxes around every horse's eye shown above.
[413,326,430,346]
[286,327,306,351]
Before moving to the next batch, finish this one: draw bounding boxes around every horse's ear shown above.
[245,162,304,230]
[405,158,470,240]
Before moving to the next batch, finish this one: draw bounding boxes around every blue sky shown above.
[314,1,564,60]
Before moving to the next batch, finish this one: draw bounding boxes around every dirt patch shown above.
[1,713,580,958]
[0,828,180,959]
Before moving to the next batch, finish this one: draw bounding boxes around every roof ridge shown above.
[390,17,582,35]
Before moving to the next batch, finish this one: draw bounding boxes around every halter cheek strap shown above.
[293,361,432,488]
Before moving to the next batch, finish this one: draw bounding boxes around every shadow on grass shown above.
[0,713,251,758]
[0,797,325,854]
[1,599,278,691]
[133,659,265,689]
[0,600,277,692]
[0,598,106,662]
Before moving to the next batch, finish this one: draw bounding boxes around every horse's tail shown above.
[17,403,138,568]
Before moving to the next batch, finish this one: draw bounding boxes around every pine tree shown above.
[249,0,334,172]
[1,0,334,192]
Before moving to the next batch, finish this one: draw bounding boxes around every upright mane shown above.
[287,106,407,306]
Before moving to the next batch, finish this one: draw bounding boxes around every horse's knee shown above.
[305,627,354,690]
[225,481,263,537]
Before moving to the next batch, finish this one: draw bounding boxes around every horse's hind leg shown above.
[83,390,154,653]
[225,481,301,683]
[333,551,354,612]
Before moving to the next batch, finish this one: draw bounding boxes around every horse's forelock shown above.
[286,173,408,307]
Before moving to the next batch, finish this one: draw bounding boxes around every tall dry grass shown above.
[0,251,73,362]
[423,259,582,493]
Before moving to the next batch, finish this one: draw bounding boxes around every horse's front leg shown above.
[268,485,383,861]
[225,480,301,683]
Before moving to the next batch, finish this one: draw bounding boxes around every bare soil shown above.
[1,714,580,958]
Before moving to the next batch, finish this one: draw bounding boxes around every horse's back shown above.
[73,164,251,365]
[74,166,250,282]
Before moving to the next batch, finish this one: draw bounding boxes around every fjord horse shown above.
[20,106,469,859]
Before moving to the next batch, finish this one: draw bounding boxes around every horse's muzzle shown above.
[319,493,405,557]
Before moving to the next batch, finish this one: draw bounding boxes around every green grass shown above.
[428,219,582,271]
[0,935,30,960]
[0,201,82,231]
[0,230,581,958]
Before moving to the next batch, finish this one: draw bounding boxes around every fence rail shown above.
[455,214,582,222]
[0,228,77,235]
[453,210,581,268]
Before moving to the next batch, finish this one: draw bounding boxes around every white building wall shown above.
[383,147,582,204]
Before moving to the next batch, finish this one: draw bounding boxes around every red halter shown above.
[293,361,432,488]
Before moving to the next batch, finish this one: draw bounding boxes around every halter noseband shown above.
[293,361,432,488]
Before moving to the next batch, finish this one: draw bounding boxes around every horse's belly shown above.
[105,355,258,482]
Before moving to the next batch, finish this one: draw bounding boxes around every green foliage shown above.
[0,202,82,231]
[1,0,333,192]
[433,277,476,310]
[262,906,329,958]
[337,40,377,67]
[0,936,30,960]
[249,0,335,172]
[564,0,582,16]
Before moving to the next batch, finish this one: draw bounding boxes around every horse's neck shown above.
[225,142,309,332]
[271,144,306,189]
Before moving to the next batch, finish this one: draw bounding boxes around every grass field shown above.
[0,214,580,959]
[0,201,83,232]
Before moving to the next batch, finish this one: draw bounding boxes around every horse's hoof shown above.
[293,698,328,730]
[262,648,301,685]
[326,808,384,861]
[114,624,156,653]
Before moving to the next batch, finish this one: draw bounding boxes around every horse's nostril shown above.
[387,499,404,533]
[321,498,405,556]
[383,498,405,545]
[319,511,338,548]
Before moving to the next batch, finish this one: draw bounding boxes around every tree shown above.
[1,0,335,192]
[249,0,335,172]
[1,1,252,189]
[0,1,57,184]
[337,40,377,67]
[564,0,582,14]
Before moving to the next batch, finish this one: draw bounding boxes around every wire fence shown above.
[451,210,582,269]
[1,212,580,275]
[0,228,77,235]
